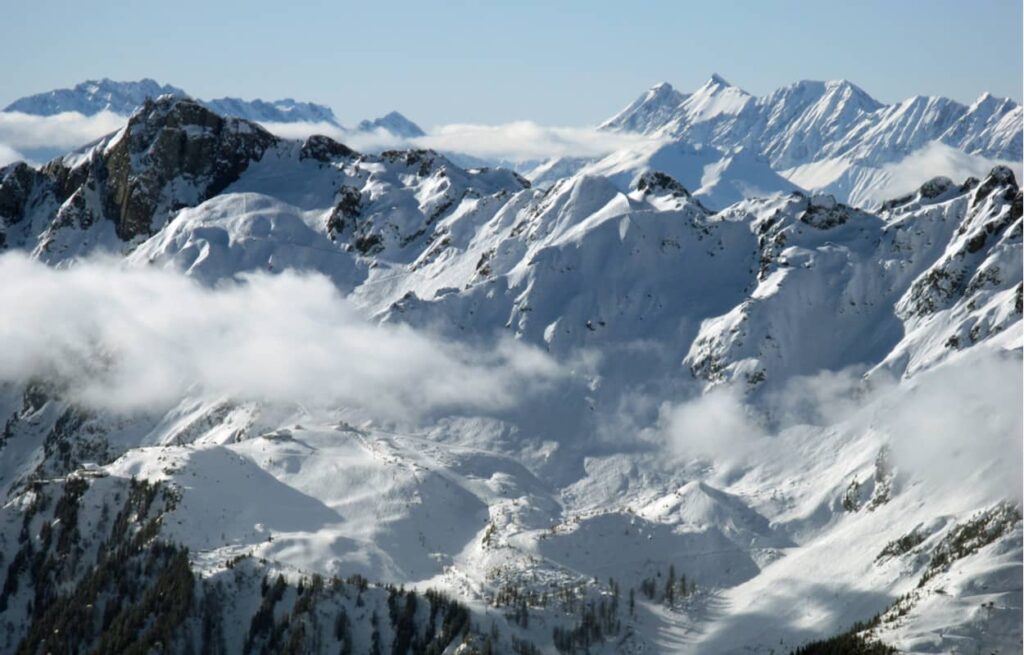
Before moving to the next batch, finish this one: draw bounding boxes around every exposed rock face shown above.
[0,163,39,226]
[899,167,1022,320]
[799,193,856,229]
[326,185,363,239]
[680,166,1022,389]
[0,101,531,268]
[380,148,446,177]
[919,176,955,199]
[299,134,356,162]
[635,170,690,197]
[102,97,278,240]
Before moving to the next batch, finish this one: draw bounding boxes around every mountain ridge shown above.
[0,92,1020,655]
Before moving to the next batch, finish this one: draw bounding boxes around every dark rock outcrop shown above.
[300,134,356,162]
[635,170,691,197]
[102,97,278,240]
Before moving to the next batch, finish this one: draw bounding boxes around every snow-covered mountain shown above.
[357,110,427,137]
[0,95,1020,654]
[600,75,1023,207]
[201,96,339,124]
[2,78,188,116]
[3,78,340,125]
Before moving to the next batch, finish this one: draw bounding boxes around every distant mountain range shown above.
[592,74,1021,206]
[3,77,424,135]
[2,75,1020,210]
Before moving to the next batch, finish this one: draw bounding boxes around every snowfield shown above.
[0,93,1020,654]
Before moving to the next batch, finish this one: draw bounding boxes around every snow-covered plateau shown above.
[0,91,1020,654]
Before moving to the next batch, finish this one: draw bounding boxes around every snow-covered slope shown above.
[600,81,688,133]
[576,140,803,210]
[0,96,1020,654]
[523,156,595,189]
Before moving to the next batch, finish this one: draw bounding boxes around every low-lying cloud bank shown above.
[258,119,658,162]
[0,110,125,152]
[0,254,562,420]
[0,110,127,165]
[0,109,656,167]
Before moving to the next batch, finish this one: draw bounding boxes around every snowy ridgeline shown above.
[595,75,1022,208]
[0,96,1020,654]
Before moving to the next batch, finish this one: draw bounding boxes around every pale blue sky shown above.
[3,0,1021,127]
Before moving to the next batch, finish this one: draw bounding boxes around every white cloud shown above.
[0,253,563,421]
[652,386,766,468]
[648,351,1021,500]
[411,122,658,162]
[257,119,658,163]
[0,143,26,167]
[0,110,125,151]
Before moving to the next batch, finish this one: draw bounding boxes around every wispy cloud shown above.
[0,253,563,421]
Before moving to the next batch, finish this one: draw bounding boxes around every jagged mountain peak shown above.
[692,73,747,97]
[967,91,1019,113]
[599,81,687,132]
[705,73,733,87]
[601,75,1021,206]
[676,75,754,125]
[357,110,426,137]
[983,163,1019,187]
[634,169,692,197]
